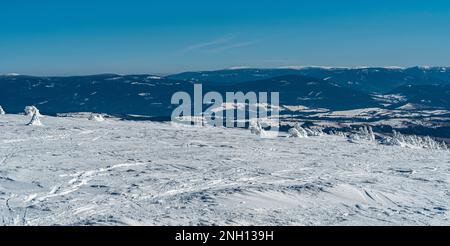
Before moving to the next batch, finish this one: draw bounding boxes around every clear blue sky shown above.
[1,0,450,75]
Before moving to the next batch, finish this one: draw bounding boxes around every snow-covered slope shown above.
[0,114,449,225]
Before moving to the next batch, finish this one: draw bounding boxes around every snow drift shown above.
[0,114,449,226]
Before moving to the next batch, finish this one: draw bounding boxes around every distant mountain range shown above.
[0,74,193,116]
[392,84,450,109]
[169,66,450,93]
[1,67,450,117]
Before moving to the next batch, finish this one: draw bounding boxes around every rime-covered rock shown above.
[0,106,5,115]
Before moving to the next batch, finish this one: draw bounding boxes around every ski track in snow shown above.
[0,114,449,225]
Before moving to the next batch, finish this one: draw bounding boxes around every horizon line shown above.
[2,65,449,77]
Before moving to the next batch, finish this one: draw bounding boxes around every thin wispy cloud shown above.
[207,41,256,53]
[180,35,257,54]
[181,36,233,53]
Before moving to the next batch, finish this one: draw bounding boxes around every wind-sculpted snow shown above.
[0,114,449,225]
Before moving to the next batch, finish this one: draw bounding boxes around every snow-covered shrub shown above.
[291,123,324,137]
[88,114,105,122]
[27,112,42,126]
[347,134,361,142]
[288,128,307,138]
[250,120,277,138]
[250,121,264,136]
[329,130,347,137]
[381,131,448,150]
[288,123,308,138]
[25,106,41,116]
[0,106,5,115]
[442,141,449,151]
[348,126,376,142]
[305,127,324,137]
[366,126,376,141]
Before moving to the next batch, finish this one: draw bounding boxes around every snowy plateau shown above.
[0,114,449,226]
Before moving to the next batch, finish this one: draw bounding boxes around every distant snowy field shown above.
[1,114,449,225]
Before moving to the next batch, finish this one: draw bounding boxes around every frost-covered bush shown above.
[250,121,264,136]
[305,127,324,137]
[329,130,347,137]
[25,106,41,116]
[23,106,43,125]
[288,123,325,138]
[88,114,105,122]
[27,112,42,126]
[250,120,276,138]
[288,123,308,138]
[381,131,448,150]
[0,106,5,115]
[348,126,376,142]
[288,128,306,138]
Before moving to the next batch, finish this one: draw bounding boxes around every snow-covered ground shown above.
[0,114,449,225]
